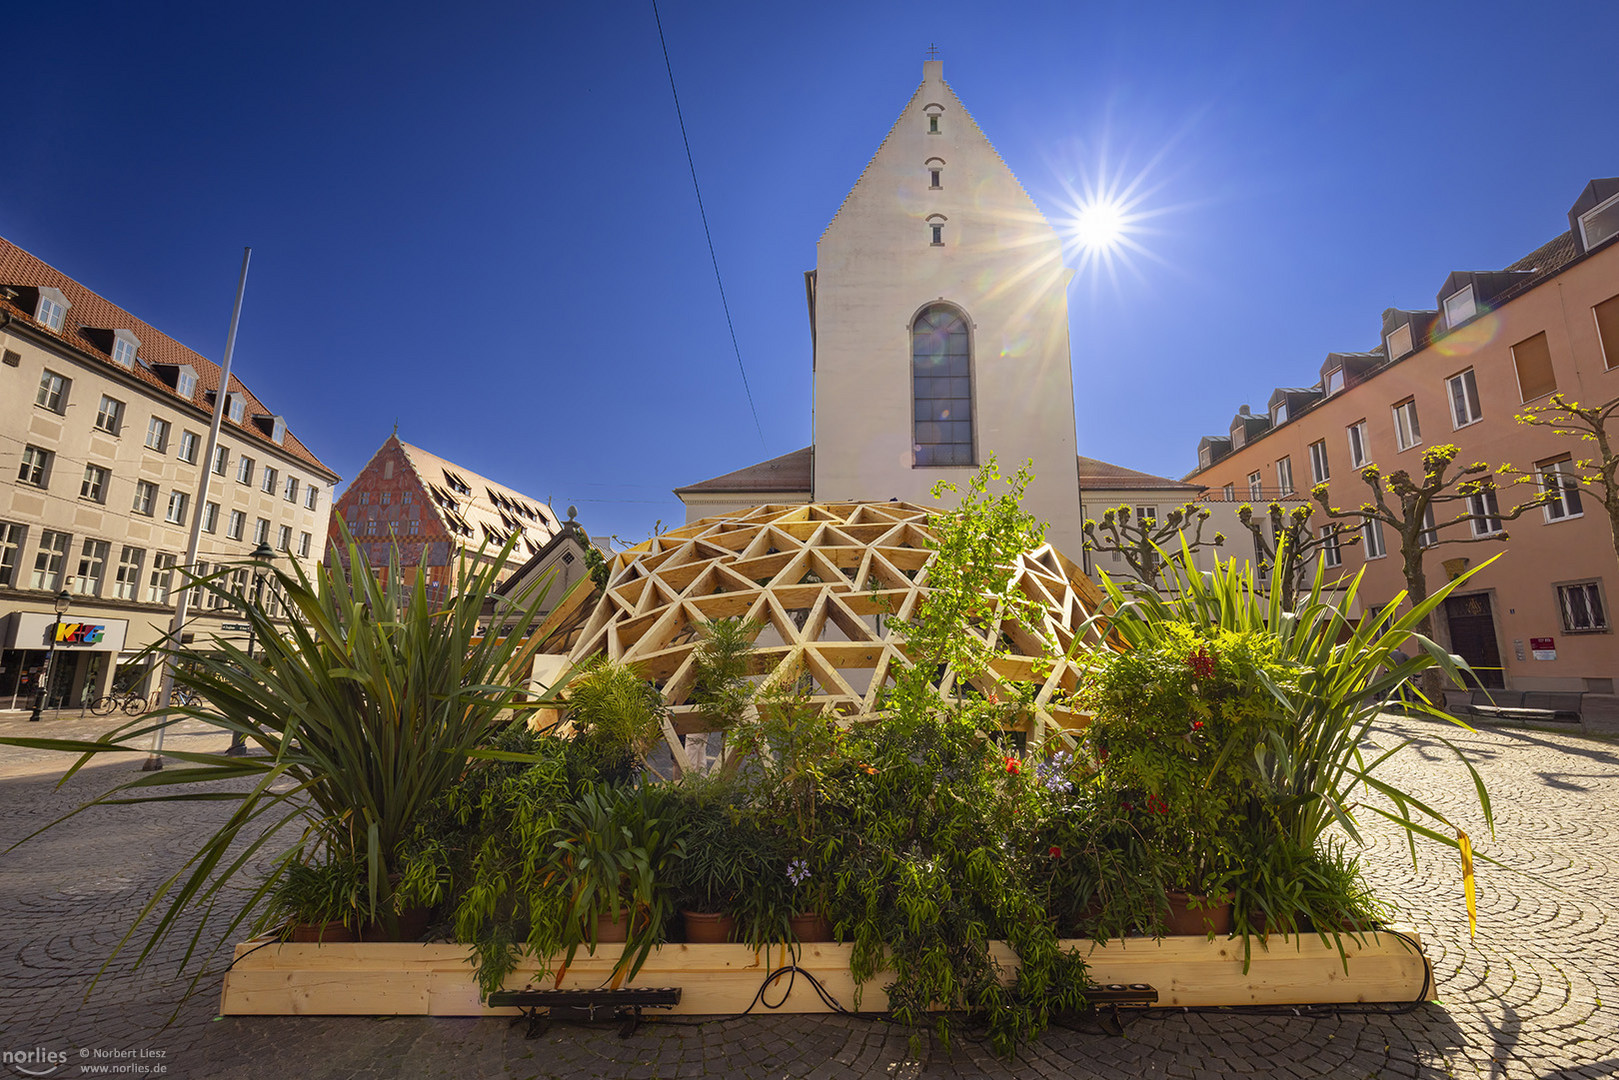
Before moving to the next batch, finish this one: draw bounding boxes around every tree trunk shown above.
[1402,539,1444,698]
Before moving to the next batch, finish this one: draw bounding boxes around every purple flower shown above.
[1035,751,1074,794]
[787,858,810,887]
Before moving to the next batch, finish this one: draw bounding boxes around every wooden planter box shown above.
[219,927,1430,1016]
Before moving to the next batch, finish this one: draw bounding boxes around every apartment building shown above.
[0,237,339,709]
[1189,178,1619,692]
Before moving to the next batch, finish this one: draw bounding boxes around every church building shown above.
[674,59,1088,556]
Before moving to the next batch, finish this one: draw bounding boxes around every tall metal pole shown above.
[143,248,253,771]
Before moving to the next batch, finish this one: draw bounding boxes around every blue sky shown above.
[4,1,1616,543]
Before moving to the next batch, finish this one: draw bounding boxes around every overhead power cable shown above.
[651,0,767,453]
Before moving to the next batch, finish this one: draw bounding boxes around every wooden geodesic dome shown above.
[536,501,1108,771]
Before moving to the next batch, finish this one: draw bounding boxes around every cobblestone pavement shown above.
[0,713,1614,1079]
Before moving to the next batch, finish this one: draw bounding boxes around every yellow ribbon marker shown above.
[1458,829,1477,939]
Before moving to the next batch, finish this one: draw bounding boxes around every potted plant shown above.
[551,781,685,979]
[262,855,360,943]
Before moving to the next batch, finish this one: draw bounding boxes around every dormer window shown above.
[35,287,69,331]
[1579,191,1619,252]
[227,393,246,424]
[1386,323,1414,361]
[1272,401,1288,425]
[111,329,140,367]
[1443,285,1477,328]
[270,415,286,444]
[175,365,198,400]
[1324,367,1345,395]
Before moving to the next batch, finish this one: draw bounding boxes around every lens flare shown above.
[1071,197,1129,254]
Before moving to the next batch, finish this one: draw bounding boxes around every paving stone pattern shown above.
[0,713,1614,1079]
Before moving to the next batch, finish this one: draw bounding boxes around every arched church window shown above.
[924,103,944,134]
[912,305,974,467]
[927,213,946,246]
[926,157,944,189]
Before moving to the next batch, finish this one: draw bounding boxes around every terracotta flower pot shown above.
[290,920,354,943]
[682,911,736,943]
[594,911,631,943]
[1164,890,1233,936]
[358,905,432,942]
[789,912,834,942]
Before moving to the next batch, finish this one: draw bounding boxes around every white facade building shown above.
[677,60,1086,556]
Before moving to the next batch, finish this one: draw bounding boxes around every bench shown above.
[1453,688,1584,724]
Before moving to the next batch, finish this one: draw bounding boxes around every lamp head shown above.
[249,541,277,565]
[53,589,72,615]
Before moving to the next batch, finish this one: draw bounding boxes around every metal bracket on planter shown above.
[488,987,683,1039]
[1085,983,1159,1036]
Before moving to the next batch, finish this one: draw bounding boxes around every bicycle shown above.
[90,690,150,717]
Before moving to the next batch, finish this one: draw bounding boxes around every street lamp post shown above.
[29,589,73,723]
[227,541,277,756]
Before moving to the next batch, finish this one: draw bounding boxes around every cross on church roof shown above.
[926,43,939,60]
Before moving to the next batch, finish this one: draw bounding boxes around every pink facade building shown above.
[1189,178,1619,693]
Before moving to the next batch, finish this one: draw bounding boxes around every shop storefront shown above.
[0,611,130,712]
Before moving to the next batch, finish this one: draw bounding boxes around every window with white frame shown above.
[18,445,52,487]
[1248,471,1263,500]
[1443,284,1477,327]
[305,484,320,511]
[178,430,199,464]
[228,509,245,540]
[31,530,70,590]
[114,546,144,600]
[35,370,69,412]
[1347,420,1369,469]
[175,367,197,399]
[277,524,292,551]
[35,293,66,330]
[1596,293,1619,371]
[1272,401,1289,425]
[254,518,270,545]
[284,476,299,503]
[202,502,219,533]
[189,561,209,608]
[1324,367,1345,395]
[165,490,189,526]
[1447,369,1482,428]
[1392,399,1421,451]
[227,393,246,424]
[261,466,278,495]
[1308,440,1330,485]
[80,465,109,503]
[1468,487,1503,535]
[72,539,109,596]
[111,334,138,367]
[95,395,125,435]
[1362,518,1386,559]
[1386,324,1414,361]
[145,416,170,452]
[132,480,156,516]
[1419,506,1438,548]
[212,444,229,475]
[1276,457,1294,495]
[298,531,311,558]
[0,521,27,587]
[147,553,176,604]
[1221,483,1234,501]
[1578,191,1619,252]
[1320,525,1342,568]
[237,456,254,485]
[1558,581,1609,633]
[1539,457,1584,521]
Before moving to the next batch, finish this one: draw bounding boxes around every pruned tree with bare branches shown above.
[1082,502,1224,591]
[1236,501,1360,611]
[1311,444,1550,644]
[1516,392,1619,567]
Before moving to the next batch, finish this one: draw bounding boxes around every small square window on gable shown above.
[1443,284,1477,328]
[34,286,70,331]
[174,364,198,400]
[111,329,140,368]
[1385,323,1413,361]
